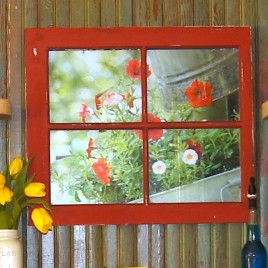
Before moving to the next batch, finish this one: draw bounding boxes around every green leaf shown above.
[27,198,53,213]
[0,211,12,229]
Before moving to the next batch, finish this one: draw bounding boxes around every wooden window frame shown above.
[25,27,253,225]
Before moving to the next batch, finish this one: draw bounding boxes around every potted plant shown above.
[0,157,53,267]
[49,54,240,205]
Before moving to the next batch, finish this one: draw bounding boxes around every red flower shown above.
[86,138,98,158]
[78,104,94,123]
[95,96,102,110]
[125,59,151,79]
[186,140,202,159]
[134,113,163,141]
[184,80,213,108]
[126,92,134,108]
[92,158,111,185]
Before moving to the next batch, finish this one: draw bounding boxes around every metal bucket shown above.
[147,48,239,112]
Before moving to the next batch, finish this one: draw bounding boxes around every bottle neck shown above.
[247,208,261,241]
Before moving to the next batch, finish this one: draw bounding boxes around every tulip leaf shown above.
[27,198,53,213]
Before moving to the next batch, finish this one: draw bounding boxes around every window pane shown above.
[50,130,143,204]
[148,128,241,203]
[49,49,142,123]
[147,48,239,121]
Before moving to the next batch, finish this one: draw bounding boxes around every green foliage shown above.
[49,50,240,204]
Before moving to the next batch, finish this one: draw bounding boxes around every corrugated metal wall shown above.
[1,0,267,267]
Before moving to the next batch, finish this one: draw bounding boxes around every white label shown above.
[0,246,15,267]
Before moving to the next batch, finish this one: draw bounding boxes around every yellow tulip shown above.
[0,186,14,205]
[9,157,23,177]
[0,173,5,188]
[24,182,46,197]
[31,208,53,234]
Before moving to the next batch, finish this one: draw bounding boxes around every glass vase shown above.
[0,230,23,268]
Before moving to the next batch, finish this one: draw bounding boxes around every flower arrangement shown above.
[50,53,240,205]
[0,157,53,234]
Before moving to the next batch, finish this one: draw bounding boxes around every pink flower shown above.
[103,93,126,107]
[78,104,94,123]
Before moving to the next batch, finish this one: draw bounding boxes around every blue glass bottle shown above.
[242,177,267,268]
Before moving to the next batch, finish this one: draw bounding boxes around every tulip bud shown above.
[24,182,46,197]
[9,157,23,177]
[0,186,14,205]
[31,208,53,234]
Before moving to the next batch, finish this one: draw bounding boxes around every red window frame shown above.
[25,27,253,225]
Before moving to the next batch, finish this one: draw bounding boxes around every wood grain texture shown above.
[70,0,86,27]
[0,0,7,170]
[55,0,70,27]
[117,0,133,26]
[163,0,178,26]
[210,0,225,25]
[3,0,265,267]
[101,0,116,27]
[180,0,194,26]
[194,0,210,26]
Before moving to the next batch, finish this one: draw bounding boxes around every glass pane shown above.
[148,128,241,203]
[147,48,239,121]
[50,130,143,204]
[49,49,142,123]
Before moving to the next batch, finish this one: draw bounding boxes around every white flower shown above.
[103,93,125,107]
[152,160,167,174]
[182,149,198,165]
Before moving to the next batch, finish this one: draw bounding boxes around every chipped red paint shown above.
[25,27,253,225]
